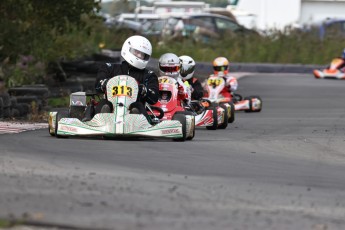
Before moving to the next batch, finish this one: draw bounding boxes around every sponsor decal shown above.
[161,129,180,135]
[60,125,77,132]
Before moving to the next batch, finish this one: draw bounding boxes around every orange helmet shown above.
[213,57,229,75]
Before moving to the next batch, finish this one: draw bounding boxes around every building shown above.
[233,0,345,30]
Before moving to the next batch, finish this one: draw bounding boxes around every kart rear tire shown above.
[218,105,228,129]
[244,96,253,113]
[206,107,218,130]
[251,96,262,112]
[172,113,187,142]
[55,110,70,138]
[228,102,235,123]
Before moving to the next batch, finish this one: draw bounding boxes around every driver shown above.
[335,48,345,71]
[85,35,159,121]
[211,57,238,102]
[157,53,189,102]
[179,55,205,113]
[179,55,204,100]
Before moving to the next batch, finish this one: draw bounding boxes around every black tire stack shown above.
[0,85,49,119]
[0,92,28,119]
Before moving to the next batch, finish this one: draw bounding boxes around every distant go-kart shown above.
[48,75,192,141]
[204,75,262,114]
[313,58,345,79]
[203,75,235,123]
[231,93,262,113]
[153,75,227,131]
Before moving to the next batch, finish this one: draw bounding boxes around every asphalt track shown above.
[1,73,345,230]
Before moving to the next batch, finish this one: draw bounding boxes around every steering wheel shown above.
[147,106,164,119]
[233,93,243,102]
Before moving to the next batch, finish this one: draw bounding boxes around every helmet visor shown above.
[129,48,150,61]
[159,64,180,73]
[159,91,172,101]
[180,64,195,78]
[213,66,228,72]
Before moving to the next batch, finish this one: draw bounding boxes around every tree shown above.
[0,0,101,62]
[0,0,102,86]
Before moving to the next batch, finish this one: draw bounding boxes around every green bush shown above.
[0,0,103,88]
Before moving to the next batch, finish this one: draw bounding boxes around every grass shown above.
[0,218,22,228]
[48,96,70,108]
[0,219,10,227]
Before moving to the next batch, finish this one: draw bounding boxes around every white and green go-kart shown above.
[48,75,195,141]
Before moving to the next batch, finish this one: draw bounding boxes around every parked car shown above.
[301,18,345,40]
[160,13,259,43]
[318,18,345,40]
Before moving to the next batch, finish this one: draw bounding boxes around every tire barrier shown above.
[0,93,12,118]
[0,85,50,120]
[0,97,3,119]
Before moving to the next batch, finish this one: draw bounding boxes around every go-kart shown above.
[204,75,262,113]
[153,76,227,131]
[313,58,345,79]
[48,75,193,141]
[231,93,262,113]
[204,75,235,123]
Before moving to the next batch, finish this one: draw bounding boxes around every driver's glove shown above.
[178,85,184,95]
[138,84,147,98]
[99,79,108,92]
[178,85,189,100]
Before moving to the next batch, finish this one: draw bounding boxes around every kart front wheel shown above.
[172,113,187,142]
[218,105,228,129]
[48,112,55,136]
[228,102,235,123]
[55,110,70,138]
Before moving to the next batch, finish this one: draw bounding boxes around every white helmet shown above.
[179,55,195,80]
[158,53,180,78]
[121,35,152,69]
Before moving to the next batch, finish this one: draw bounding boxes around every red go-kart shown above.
[153,76,228,130]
